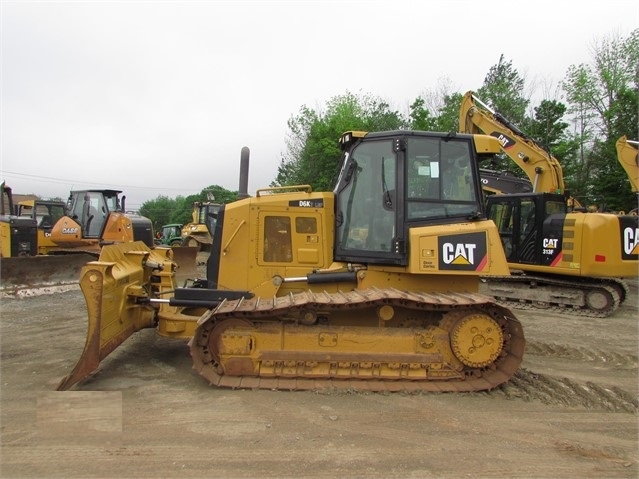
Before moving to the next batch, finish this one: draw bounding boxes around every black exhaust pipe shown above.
[238,146,250,199]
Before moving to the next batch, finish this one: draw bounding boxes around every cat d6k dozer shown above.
[58,131,525,392]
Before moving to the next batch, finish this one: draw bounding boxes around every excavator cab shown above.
[486,193,567,264]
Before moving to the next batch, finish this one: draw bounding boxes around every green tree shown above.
[409,92,462,132]
[563,29,639,210]
[274,91,407,190]
[139,195,176,232]
[139,185,238,230]
[477,54,529,125]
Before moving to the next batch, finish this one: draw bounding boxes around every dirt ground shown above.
[1,277,637,479]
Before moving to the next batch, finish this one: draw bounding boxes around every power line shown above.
[1,170,191,192]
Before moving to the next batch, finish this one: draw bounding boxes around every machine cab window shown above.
[334,132,484,266]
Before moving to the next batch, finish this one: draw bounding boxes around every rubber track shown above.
[189,287,525,393]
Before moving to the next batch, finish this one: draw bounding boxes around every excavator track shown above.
[480,274,629,318]
[189,288,525,392]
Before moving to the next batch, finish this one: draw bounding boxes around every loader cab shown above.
[66,189,123,238]
[333,131,486,266]
[196,202,220,235]
[486,192,567,265]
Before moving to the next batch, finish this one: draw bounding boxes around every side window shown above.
[263,216,292,263]
[546,200,566,216]
[406,137,479,221]
[519,200,536,240]
[295,217,316,234]
[489,201,515,258]
[441,141,475,201]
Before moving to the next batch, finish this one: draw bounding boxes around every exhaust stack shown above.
[238,147,250,199]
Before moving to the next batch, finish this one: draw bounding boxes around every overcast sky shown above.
[1,0,637,210]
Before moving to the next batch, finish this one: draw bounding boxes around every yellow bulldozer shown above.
[57,130,525,392]
[15,199,67,255]
[0,181,37,258]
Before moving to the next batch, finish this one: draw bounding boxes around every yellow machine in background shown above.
[16,199,67,255]
[616,136,638,199]
[460,91,639,316]
[181,200,220,251]
[57,130,525,392]
[0,181,37,258]
[1,189,158,298]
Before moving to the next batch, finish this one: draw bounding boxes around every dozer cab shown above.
[58,131,525,392]
[16,199,67,255]
[460,91,639,316]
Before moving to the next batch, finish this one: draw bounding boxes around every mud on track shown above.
[1,280,637,478]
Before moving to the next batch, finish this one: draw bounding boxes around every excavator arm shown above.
[459,91,566,196]
[616,136,639,193]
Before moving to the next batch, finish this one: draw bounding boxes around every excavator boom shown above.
[460,91,566,196]
[616,136,639,194]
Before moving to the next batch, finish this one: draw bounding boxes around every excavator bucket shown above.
[56,242,183,390]
[0,254,96,298]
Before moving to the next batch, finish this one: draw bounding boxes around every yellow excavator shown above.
[460,91,639,317]
[616,136,638,209]
[57,130,525,392]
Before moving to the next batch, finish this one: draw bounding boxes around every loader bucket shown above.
[166,246,201,286]
[56,242,178,390]
[0,253,96,298]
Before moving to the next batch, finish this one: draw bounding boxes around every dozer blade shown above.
[0,253,96,298]
[56,242,174,390]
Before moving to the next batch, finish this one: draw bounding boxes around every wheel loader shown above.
[181,201,220,251]
[57,130,525,392]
